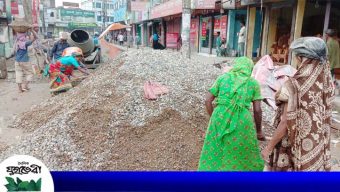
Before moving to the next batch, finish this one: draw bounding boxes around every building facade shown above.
[81,0,116,30]
[44,7,97,36]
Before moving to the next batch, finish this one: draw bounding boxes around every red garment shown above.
[49,61,74,76]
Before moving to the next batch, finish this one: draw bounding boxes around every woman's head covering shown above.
[229,57,254,94]
[229,57,254,77]
[16,32,28,50]
[290,37,327,64]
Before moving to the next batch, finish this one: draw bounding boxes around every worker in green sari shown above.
[198,57,265,171]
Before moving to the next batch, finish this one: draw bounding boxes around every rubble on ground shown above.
[0,49,221,170]
[2,47,338,170]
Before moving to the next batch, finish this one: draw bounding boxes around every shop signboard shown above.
[11,1,19,15]
[68,22,97,28]
[166,33,178,48]
[220,15,228,39]
[222,0,236,9]
[214,17,221,29]
[60,8,95,18]
[192,0,215,9]
[63,2,79,8]
[201,22,207,40]
[151,0,182,19]
[55,22,68,27]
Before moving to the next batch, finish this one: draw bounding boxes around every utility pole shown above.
[181,0,191,59]
[23,0,33,24]
[102,0,107,31]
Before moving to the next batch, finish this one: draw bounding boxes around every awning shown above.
[99,23,131,39]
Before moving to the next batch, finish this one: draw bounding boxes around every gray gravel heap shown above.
[0,49,222,170]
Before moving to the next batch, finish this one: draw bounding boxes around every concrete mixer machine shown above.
[67,29,101,65]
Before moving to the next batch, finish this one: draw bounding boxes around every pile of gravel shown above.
[0,49,223,170]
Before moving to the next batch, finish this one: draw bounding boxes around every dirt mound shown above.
[0,49,221,170]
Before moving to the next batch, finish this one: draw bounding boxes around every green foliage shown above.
[4,177,42,191]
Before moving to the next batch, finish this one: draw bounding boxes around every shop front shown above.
[238,0,295,61]
[198,12,228,55]
[164,15,181,49]
[264,1,294,63]
[200,16,212,53]
[150,0,182,49]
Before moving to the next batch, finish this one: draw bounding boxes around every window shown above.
[97,16,102,22]
[96,2,101,8]
[110,17,114,22]
[110,4,114,9]
[92,2,95,8]
[50,12,54,17]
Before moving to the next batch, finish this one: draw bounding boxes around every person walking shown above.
[118,33,124,46]
[237,21,246,57]
[216,32,222,57]
[135,33,140,49]
[261,37,333,171]
[50,32,70,62]
[198,57,265,171]
[13,29,38,93]
[152,32,159,49]
[325,29,340,81]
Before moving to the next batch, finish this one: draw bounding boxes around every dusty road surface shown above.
[0,39,120,150]
[0,78,50,147]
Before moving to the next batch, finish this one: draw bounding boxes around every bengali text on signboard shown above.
[201,22,207,40]
[11,1,19,15]
[220,15,228,39]
[60,8,95,18]
[166,33,179,49]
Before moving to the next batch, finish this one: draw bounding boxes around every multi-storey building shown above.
[80,0,116,30]
[44,7,96,37]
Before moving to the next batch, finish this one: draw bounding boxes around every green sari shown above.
[198,57,264,171]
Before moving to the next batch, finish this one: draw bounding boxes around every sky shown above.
[55,0,81,7]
